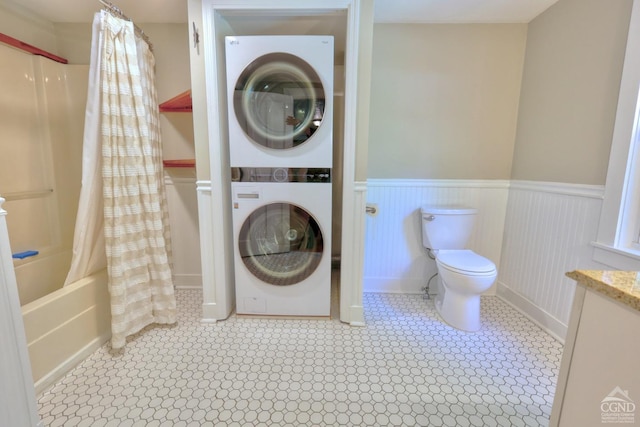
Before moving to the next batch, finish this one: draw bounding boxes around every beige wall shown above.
[53,23,91,64]
[511,0,633,185]
[54,22,194,161]
[354,0,374,181]
[367,24,527,180]
[0,1,58,54]
[144,24,194,162]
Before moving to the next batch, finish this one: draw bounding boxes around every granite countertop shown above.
[566,270,640,312]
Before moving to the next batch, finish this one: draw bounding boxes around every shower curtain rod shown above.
[98,0,153,51]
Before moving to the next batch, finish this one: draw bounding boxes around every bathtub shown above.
[13,249,72,306]
[21,269,111,395]
[1,39,106,395]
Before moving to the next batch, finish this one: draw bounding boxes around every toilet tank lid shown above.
[420,205,477,215]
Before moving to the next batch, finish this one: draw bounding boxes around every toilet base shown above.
[434,288,481,332]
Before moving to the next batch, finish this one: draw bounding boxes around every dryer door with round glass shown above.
[234,53,326,151]
[238,202,324,286]
[225,35,334,168]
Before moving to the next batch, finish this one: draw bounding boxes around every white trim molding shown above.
[367,178,511,189]
[496,282,567,343]
[195,181,212,193]
[195,0,367,328]
[592,242,640,270]
[340,181,367,326]
[173,274,203,289]
[338,0,367,327]
[0,197,42,426]
[509,180,604,199]
[593,0,640,271]
[164,175,198,186]
[196,180,228,322]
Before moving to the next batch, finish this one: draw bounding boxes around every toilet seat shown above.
[436,250,496,275]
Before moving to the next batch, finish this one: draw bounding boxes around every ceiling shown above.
[13,0,559,24]
[375,0,559,23]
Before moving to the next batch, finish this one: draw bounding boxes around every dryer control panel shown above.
[231,167,331,183]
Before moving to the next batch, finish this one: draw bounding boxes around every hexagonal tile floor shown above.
[37,284,563,426]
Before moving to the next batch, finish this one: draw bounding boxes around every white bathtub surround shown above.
[0,42,88,306]
[37,287,562,426]
[14,249,73,305]
[363,179,509,294]
[0,34,107,419]
[90,12,176,349]
[496,181,607,342]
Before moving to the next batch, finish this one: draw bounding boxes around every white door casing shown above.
[188,0,370,325]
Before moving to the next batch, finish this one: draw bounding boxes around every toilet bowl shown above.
[420,206,497,331]
[434,250,497,331]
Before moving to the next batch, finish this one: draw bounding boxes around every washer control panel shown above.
[231,167,331,183]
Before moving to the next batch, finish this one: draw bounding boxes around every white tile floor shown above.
[37,284,563,427]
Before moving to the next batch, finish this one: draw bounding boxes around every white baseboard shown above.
[364,277,426,294]
[173,274,202,289]
[364,277,498,296]
[496,281,566,343]
[34,332,110,396]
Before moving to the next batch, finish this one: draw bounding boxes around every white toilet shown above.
[420,206,497,331]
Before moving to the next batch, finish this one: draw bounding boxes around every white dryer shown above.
[231,167,332,316]
[225,36,334,168]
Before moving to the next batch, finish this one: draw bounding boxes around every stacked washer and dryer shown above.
[225,36,334,316]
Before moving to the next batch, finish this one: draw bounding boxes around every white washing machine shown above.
[231,167,332,316]
[225,35,334,168]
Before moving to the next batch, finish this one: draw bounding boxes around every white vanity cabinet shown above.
[550,270,640,427]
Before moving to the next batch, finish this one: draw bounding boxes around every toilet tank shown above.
[420,206,478,250]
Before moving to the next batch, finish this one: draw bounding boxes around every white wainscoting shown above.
[364,179,607,342]
[497,181,606,342]
[364,179,510,295]
[164,170,202,288]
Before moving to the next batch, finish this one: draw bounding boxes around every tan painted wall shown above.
[511,0,633,185]
[354,0,374,181]
[0,1,58,54]
[367,23,527,180]
[47,21,200,285]
[53,23,195,163]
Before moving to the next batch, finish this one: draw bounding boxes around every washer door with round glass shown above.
[238,202,324,286]
[233,53,326,151]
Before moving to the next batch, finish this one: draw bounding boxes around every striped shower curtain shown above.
[99,11,176,349]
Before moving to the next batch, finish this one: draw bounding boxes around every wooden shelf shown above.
[163,159,195,168]
[0,33,68,64]
[159,90,192,112]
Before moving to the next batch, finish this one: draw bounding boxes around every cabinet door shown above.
[558,291,640,427]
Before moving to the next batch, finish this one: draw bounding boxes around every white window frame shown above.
[593,0,640,270]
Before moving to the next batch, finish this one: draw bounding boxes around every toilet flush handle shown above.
[425,215,435,221]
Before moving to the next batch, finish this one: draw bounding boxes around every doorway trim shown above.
[189,0,368,325]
